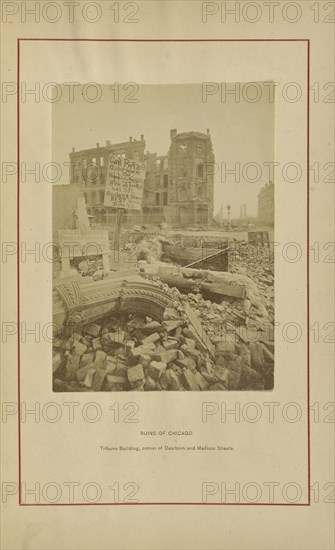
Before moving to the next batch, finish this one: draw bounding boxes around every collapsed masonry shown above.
[53,240,274,391]
[53,308,273,392]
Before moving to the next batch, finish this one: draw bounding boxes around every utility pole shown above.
[227,204,231,231]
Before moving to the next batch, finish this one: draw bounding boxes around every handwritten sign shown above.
[104,155,145,211]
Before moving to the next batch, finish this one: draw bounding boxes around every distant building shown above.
[258,182,274,225]
[240,204,247,219]
[68,129,214,227]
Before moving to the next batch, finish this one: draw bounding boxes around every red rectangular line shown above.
[17,38,310,507]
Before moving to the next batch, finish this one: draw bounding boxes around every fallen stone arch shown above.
[53,275,172,335]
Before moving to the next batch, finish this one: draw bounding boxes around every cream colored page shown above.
[1,1,334,549]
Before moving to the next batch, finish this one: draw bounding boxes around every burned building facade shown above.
[69,136,146,227]
[166,129,214,226]
[69,129,214,227]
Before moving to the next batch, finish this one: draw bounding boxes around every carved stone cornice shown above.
[53,275,171,334]
[54,280,83,310]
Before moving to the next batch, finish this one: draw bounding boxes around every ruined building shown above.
[258,182,274,225]
[69,129,214,227]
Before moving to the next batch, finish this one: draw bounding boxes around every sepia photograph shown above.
[2,7,334,545]
[52,83,275,392]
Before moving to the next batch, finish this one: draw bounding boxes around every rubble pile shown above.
[53,236,274,392]
[148,262,273,334]
[136,237,164,264]
[229,242,274,323]
[116,232,169,266]
[136,236,274,329]
[154,280,274,390]
[53,286,273,392]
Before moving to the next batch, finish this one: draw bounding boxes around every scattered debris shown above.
[53,232,274,392]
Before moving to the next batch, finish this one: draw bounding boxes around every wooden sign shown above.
[104,154,145,211]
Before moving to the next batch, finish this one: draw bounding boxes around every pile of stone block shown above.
[53,294,273,392]
[229,242,274,322]
[53,239,275,392]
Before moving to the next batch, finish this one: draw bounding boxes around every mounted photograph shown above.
[52,83,275,392]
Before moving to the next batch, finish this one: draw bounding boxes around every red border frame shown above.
[17,38,310,506]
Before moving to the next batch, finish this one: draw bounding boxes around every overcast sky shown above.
[53,83,274,218]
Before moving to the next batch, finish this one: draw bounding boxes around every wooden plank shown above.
[184,246,230,269]
[184,306,215,358]
[113,208,124,246]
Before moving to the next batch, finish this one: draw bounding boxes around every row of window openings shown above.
[156,192,168,206]
[85,191,169,207]
[78,166,203,189]
[85,187,207,207]
[156,159,169,169]
[81,152,127,168]
[154,165,204,180]
[80,158,204,173]
[178,165,204,178]
[84,192,104,205]
[84,182,206,205]
[77,163,204,179]
[156,175,169,187]
[73,174,104,185]
[82,157,105,168]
